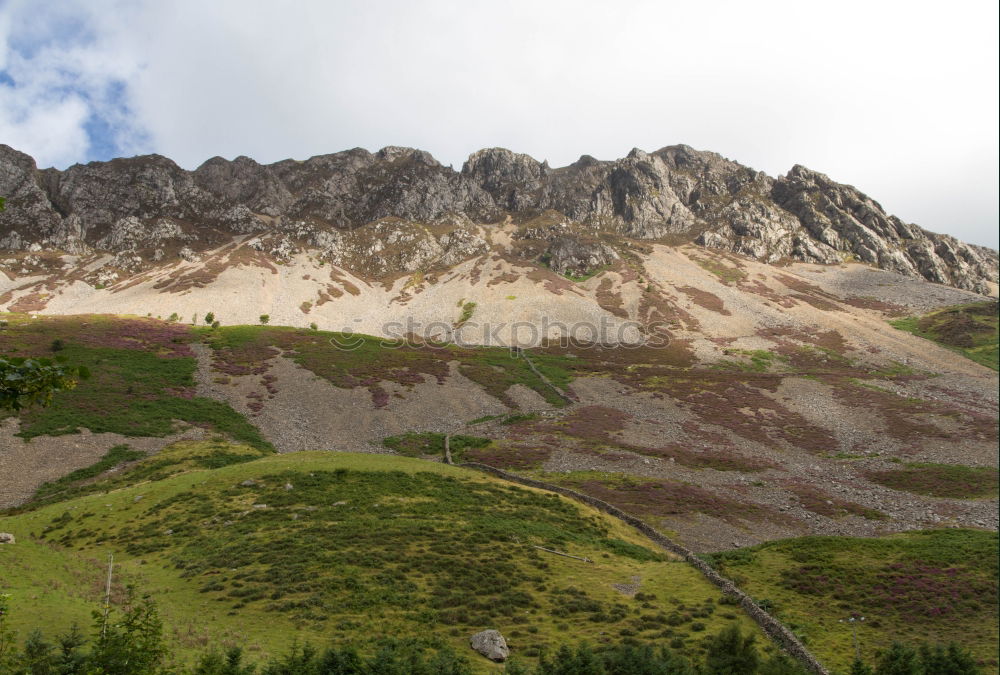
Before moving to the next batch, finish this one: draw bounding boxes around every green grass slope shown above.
[0,442,765,671]
[0,314,271,449]
[704,530,999,674]
[198,324,575,408]
[890,300,999,371]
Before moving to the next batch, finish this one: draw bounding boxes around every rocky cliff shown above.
[0,143,996,293]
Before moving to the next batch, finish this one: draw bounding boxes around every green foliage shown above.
[851,658,875,675]
[4,538,983,675]
[31,444,145,505]
[501,412,540,425]
[13,439,269,512]
[89,588,167,675]
[456,302,476,326]
[919,643,981,674]
[191,646,256,675]
[890,301,998,371]
[19,630,57,674]
[0,356,85,411]
[2,449,739,667]
[561,267,606,283]
[19,386,270,451]
[704,625,759,674]
[0,325,270,450]
[200,324,575,409]
[204,312,215,325]
[382,432,491,459]
[0,593,15,669]
[703,530,997,672]
[758,652,808,674]
[466,414,501,425]
[693,257,747,284]
[874,643,922,675]
[866,463,998,499]
[259,314,269,325]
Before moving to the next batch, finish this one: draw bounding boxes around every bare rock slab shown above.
[469,629,509,662]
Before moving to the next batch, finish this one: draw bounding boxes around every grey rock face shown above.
[545,234,619,277]
[193,155,292,218]
[0,145,88,253]
[770,165,997,293]
[0,142,995,290]
[600,148,699,237]
[463,147,548,211]
[94,216,188,251]
[469,629,509,662]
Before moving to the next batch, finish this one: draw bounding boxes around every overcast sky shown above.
[1,0,997,248]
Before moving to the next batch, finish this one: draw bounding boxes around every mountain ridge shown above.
[1,142,996,294]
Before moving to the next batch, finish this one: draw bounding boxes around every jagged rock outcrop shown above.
[305,217,489,278]
[463,147,548,212]
[768,165,997,293]
[544,234,619,277]
[0,143,995,291]
[0,146,88,253]
[94,216,190,251]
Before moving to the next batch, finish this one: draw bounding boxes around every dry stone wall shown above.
[460,461,831,675]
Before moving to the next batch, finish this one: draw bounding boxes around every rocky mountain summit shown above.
[0,142,996,293]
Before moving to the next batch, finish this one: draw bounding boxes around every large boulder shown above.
[0,532,14,544]
[469,629,509,662]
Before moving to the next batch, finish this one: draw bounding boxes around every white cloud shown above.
[0,0,997,247]
[0,92,90,166]
[0,0,147,166]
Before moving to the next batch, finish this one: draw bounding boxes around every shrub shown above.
[705,625,759,674]
[259,315,270,325]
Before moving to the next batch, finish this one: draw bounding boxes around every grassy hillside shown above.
[0,442,765,671]
[2,311,996,671]
[198,323,575,408]
[704,530,999,673]
[890,300,999,371]
[0,314,271,448]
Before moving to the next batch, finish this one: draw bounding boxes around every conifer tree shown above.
[875,643,921,675]
[705,625,760,674]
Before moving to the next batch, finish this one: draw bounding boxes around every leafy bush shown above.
[0,356,86,410]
